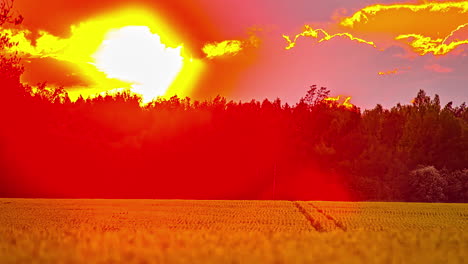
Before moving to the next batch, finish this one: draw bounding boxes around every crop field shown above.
[0,199,467,263]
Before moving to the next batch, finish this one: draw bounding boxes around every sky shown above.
[5,0,468,108]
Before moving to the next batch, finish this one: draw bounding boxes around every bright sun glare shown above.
[7,7,204,103]
[93,26,184,103]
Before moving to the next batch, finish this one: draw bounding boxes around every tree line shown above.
[1,78,466,201]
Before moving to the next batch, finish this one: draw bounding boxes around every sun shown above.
[93,26,184,103]
[14,6,205,103]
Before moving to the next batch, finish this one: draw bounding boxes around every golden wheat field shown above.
[0,199,467,263]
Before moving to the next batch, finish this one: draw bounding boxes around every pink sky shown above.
[12,0,468,108]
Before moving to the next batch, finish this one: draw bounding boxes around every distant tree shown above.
[31,82,70,104]
[411,89,431,109]
[408,166,447,202]
[212,95,227,111]
[443,169,468,203]
[399,90,443,168]
[303,85,330,108]
[381,107,405,146]
[0,0,25,100]
[0,0,22,24]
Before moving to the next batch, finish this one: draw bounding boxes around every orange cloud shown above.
[202,33,260,59]
[283,25,376,50]
[424,63,453,73]
[378,69,398,76]
[339,1,468,56]
[283,2,468,56]
[342,97,354,109]
[202,40,243,58]
[324,95,340,103]
[324,95,355,109]
[340,1,468,37]
[378,66,411,76]
[396,23,468,56]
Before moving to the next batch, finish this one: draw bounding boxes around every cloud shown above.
[2,26,132,93]
[324,95,355,109]
[424,63,453,73]
[340,1,468,36]
[282,25,376,50]
[202,40,243,59]
[202,32,260,59]
[378,69,398,76]
[340,1,468,56]
[378,66,411,76]
[285,1,468,56]
[3,25,107,64]
[396,23,468,56]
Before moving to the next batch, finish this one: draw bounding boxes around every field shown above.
[0,199,467,263]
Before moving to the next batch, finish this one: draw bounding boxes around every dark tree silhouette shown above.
[303,85,330,108]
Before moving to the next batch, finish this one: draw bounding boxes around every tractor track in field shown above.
[293,201,347,232]
[309,202,347,231]
[293,201,326,232]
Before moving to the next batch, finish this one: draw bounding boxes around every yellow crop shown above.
[0,199,466,263]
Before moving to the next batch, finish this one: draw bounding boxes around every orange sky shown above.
[4,0,468,108]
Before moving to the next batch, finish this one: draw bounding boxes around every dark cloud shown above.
[22,58,90,87]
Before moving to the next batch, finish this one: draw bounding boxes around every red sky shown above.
[8,0,468,108]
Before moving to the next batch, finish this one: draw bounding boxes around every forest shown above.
[0,4,467,202]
